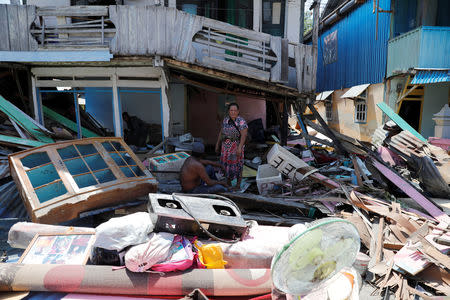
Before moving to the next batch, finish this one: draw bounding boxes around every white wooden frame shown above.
[31,67,170,138]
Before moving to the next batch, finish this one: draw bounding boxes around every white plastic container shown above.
[267,144,309,181]
[256,164,282,195]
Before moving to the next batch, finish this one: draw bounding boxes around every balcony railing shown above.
[0,4,316,92]
[387,26,450,76]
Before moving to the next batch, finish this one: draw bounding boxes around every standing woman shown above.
[215,103,248,189]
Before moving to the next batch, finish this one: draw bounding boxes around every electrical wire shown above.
[171,193,244,244]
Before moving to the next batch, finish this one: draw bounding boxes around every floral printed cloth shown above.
[220,116,248,181]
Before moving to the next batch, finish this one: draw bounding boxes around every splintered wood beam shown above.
[371,159,450,224]
[164,58,302,98]
[307,102,348,156]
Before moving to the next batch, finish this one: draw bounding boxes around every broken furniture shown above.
[145,152,190,181]
[9,137,157,224]
[148,193,247,240]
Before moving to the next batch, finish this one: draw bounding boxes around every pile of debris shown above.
[0,92,449,299]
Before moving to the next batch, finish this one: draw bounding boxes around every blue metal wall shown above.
[316,0,391,92]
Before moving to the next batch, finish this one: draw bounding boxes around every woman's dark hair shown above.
[227,102,239,111]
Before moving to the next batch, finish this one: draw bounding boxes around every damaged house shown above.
[0,0,318,149]
[311,0,449,143]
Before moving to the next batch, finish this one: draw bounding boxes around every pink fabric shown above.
[377,146,405,167]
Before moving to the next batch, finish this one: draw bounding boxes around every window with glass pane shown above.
[101,141,146,178]
[21,152,67,203]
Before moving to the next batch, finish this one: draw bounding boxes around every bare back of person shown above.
[180,157,204,192]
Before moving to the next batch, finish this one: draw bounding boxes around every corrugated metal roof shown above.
[341,84,370,98]
[411,70,450,84]
[316,90,334,100]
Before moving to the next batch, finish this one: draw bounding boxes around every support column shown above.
[253,0,262,32]
[281,99,288,146]
[31,75,43,124]
[160,68,170,139]
[112,72,122,137]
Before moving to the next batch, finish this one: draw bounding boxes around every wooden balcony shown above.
[0,4,316,93]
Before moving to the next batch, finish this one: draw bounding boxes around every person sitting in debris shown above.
[180,142,229,194]
[122,112,150,149]
[215,103,248,190]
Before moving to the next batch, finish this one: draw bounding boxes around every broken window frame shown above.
[9,137,157,224]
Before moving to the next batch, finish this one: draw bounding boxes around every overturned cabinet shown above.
[9,137,158,224]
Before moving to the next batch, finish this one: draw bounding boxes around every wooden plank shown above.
[17,5,29,50]
[7,5,19,51]
[0,95,54,143]
[146,5,157,55]
[165,7,176,57]
[117,5,128,55]
[172,8,185,58]
[303,44,313,92]
[128,5,138,55]
[312,0,320,49]
[0,134,47,148]
[195,31,273,58]
[203,17,271,43]
[280,38,289,82]
[43,106,99,138]
[270,35,281,82]
[164,58,300,97]
[371,159,449,223]
[295,45,304,91]
[108,6,118,53]
[9,116,27,139]
[377,102,427,143]
[307,103,348,155]
[0,5,11,50]
[195,38,272,62]
[27,5,38,51]
[207,49,271,69]
[136,5,147,55]
[202,56,270,81]
[37,6,108,17]
[311,45,318,92]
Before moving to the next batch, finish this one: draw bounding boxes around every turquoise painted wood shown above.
[387,26,450,76]
[377,102,427,143]
[43,106,99,138]
[0,96,54,143]
[0,134,47,148]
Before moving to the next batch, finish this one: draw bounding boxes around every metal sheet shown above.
[411,70,450,84]
[316,0,391,92]
[341,84,370,98]
[316,90,334,101]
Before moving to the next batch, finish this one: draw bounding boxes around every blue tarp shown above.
[411,70,450,84]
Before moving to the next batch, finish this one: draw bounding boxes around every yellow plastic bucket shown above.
[199,244,227,269]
